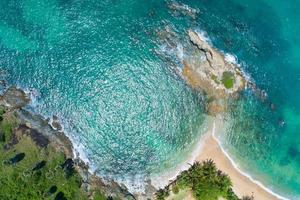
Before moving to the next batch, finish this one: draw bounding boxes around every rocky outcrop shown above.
[156,28,248,115]
[186,30,246,97]
[182,30,248,115]
[0,86,30,109]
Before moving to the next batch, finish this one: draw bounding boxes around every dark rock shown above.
[61,158,75,178]
[51,115,62,131]
[49,185,58,194]
[55,192,67,200]
[32,160,47,171]
[16,125,49,148]
[9,152,25,164]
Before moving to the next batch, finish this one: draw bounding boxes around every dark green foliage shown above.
[0,105,5,115]
[176,159,235,200]
[156,159,241,200]
[0,108,16,145]
[0,119,14,144]
[156,188,169,200]
[92,190,107,200]
[221,71,235,89]
[227,188,240,200]
[0,130,4,142]
[172,185,179,194]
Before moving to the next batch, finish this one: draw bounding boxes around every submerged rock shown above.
[167,0,199,19]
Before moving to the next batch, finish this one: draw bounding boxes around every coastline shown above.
[0,86,136,200]
[195,119,286,200]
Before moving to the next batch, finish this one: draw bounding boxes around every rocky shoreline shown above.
[0,86,136,200]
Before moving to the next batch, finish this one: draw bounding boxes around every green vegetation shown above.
[172,185,179,194]
[0,107,108,200]
[221,71,235,89]
[156,160,240,200]
[0,107,18,145]
[211,74,220,84]
[0,133,88,199]
[156,188,169,200]
[93,190,107,200]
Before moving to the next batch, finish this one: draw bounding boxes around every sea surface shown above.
[0,0,299,199]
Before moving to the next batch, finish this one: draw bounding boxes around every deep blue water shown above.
[0,0,300,198]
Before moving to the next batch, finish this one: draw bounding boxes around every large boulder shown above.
[0,87,30,109]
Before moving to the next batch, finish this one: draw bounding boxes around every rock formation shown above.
[183,30,247,115]
[0,86,30,109]
[156,28,248,115]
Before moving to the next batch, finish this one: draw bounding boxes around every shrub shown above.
[156,188,169,200]
[172,185,179,194]
[221,71,235,89]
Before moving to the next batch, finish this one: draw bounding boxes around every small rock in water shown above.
[167,1,199,19]
[278,118,285,127]
[270,103,276,111]
[288,146,298,158]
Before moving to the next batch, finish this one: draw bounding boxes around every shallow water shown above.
[0,0,207,190]
[1,0,300,198]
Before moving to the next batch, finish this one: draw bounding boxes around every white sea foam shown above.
[176,43,184,62]
[194,29,211,43]
[211,121,291,200]
[224,53,239,65]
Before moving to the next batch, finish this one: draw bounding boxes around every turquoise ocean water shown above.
[0,0,300,198]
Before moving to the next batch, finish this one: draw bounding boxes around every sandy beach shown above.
[195,120,282,200]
